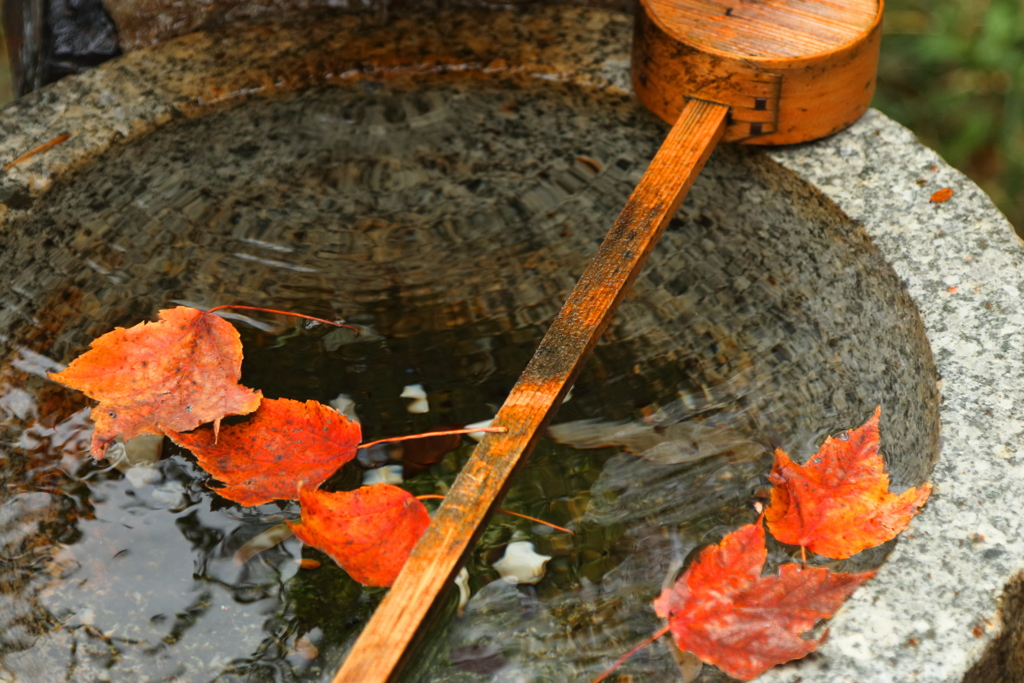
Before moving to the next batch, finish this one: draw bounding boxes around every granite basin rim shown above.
[0,8,1020,683]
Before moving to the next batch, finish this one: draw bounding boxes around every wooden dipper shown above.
[336,1,882,680]
[634,0,882,144]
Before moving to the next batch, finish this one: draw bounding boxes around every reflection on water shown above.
[0,82,937,681]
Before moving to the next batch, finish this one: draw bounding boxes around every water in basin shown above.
[0,81,938,681]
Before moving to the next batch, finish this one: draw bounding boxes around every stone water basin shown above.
[0,7,947,682]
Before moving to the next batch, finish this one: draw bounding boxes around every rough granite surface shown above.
[101,0,633,52]
[0,7,1022,682]
[762,112,1024,683]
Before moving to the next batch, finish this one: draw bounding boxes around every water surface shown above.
[0,82,938,681]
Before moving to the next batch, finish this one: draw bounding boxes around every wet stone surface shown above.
[0,80,937,681]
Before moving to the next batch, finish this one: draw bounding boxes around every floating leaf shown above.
[289,484,430,587]
[492,541,550,585]
[48,306,262,458]
[765,407,931,559]
[167,398,361,506]
[653,520,873,680]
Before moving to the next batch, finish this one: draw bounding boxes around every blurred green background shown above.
[876,0,1024,232]
[0,0,1022,231]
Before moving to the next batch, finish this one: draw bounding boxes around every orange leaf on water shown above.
[289,484,430,587]
[48,306,262,458]
[167,398,361,506]
[765,407,931,560]
[653,520,873,680]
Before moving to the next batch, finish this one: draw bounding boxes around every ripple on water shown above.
[0,82,937,682]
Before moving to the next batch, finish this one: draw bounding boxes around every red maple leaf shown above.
[653,520,873,680]
[48,306,262,458]
[289,484,430,587]
[166,398,361,506]
[765,407,931,560]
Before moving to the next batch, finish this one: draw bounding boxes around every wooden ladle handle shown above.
[333,98,729,683]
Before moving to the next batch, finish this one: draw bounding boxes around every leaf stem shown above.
[590,625,672,683]
[3,133,71,172]
[206,305,358,334]
[358,426,506,450]
[415,494,573,534]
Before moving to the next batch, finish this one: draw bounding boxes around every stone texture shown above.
[0,6,1018,682]
[102,0,633,52]
[758,109,1024,683]
[103,0,377,52]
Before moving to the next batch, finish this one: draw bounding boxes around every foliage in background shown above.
[875,0,1024,233]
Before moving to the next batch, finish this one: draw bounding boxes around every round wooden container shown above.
[632,0,883,144]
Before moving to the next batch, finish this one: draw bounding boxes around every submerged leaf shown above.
[167,398,361,506]
[400,429,463,475]
[48,306,262,457]
[653,520,873,680]
[548,418,764,465]
[234,523,295,565]
[765,407,931,559]
[289,484,430,587]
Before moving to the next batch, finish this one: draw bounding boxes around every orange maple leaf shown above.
[289,484,430,587]
[48,306,262,458]
[166,397,361,507]
[765,406,931,560]
[653,520,873,680]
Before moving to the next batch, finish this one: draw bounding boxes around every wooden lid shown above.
[634,0,883,143]
[645,0,880,60]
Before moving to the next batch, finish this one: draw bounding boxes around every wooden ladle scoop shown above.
[635,0,882,145]
[337,0,882,680]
